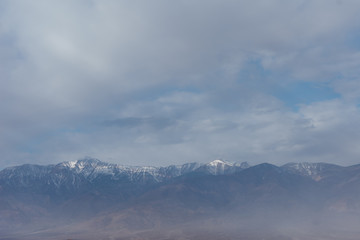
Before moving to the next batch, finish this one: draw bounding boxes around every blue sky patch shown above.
[274,82,341,111]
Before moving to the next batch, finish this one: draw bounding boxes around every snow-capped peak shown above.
[67,161,77,169]
[208,159,229,167]
[202,159,234,175]
[1,158,251,189]
[61,158,102,169]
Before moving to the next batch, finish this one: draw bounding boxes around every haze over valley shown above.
[2,158,360,239]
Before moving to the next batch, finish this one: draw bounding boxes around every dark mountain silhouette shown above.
[1,158,360,239]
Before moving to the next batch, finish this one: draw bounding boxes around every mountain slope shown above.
[2,158,360,239]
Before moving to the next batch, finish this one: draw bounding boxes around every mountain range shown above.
[1,158,360,240]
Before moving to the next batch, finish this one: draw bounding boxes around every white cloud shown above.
[1,0,360,167]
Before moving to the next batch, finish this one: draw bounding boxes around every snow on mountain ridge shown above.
[56,158,252,179]
[0,158,250,189]
[208,159,229,166]
[281,162,343,181]
[195,159,249,175]
[56,158,198,183]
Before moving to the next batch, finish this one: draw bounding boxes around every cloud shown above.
[103,117,175,130]
[0,0,360,168]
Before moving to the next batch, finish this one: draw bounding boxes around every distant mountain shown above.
[0,158,250,192]
[2,158,360,239]
[195,159,249,175]
[281,162,344,181]
[0,158,250,228]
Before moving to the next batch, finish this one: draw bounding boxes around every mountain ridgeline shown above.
[1,158,360,240]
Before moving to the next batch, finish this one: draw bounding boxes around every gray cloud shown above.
[103,117,176,130]
[1,0,360,168]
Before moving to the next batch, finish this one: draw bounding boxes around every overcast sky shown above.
[1,0,360,168]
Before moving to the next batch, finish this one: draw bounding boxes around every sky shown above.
[1,0,360,168]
